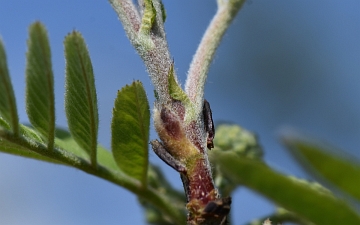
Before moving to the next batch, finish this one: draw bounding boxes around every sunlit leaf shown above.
[20,124,44,143]
[0,125,118,170]
[111,81,150,186]
[0,138,58,163]
[54,128,117,170]
[0,117,10,130]
[0,125,57,163]
[167,63,194,122]
[0,38,19,135]
[212,151,360,225]
[168,63,189,104]
[25,22,55,149]
[282,134,360,201]
[64,31,98,166]
[55,134,119,171]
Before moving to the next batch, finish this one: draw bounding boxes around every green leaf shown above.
[25,22,55,149]
[167,63,194,123]
[20,124,44,143]
[0,125,58,163]
[212,124,263,197]
[159,1,167,23]
[0,116,10,130]
[64,31,98,166]
[0,137,58,163]
[0,38,19,135]
[139,0,156,36]
[212,151,360,225]
[111,81,150,186]
[138,0,156,50]
[282,134,360,202]
[0,125,117,169]
[168,63,190,105]
[54,127,116,170]
[55,131,119,171]
[214,124,263,159]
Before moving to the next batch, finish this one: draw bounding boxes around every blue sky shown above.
[0,0,360,224]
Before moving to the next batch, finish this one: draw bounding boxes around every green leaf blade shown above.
[111,81,150,186]
[168,63,195,122]
[212,152,360,225]
[282,134,360,201]
[168,63,189,104]
[25,22,55,149]
[64,31,98,166]
[0,38,19,135]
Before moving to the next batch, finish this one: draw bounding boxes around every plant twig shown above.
[185,0,246,115]
[109,0,174,105]
[109,1,247,224]
[0,129,185,224]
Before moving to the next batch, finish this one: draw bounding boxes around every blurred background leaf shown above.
[211,124,263,197]
[282,132,360,201]
[213,151,360,225]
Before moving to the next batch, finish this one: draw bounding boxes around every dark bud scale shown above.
[203,99,215,149]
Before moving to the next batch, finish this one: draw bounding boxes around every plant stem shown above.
[0,129,185,224]
[109,0,174,106]
[185,0,246,115]
[108,0,141,41]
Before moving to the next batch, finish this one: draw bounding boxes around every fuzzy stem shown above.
[185,0,246,116]
[109,0,175,105]
[108,0,141,41]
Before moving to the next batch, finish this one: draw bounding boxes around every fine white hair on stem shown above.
[109,0,175,105]
[108,1,248,223]
[109,0,141,41]
[185,0,246,117]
